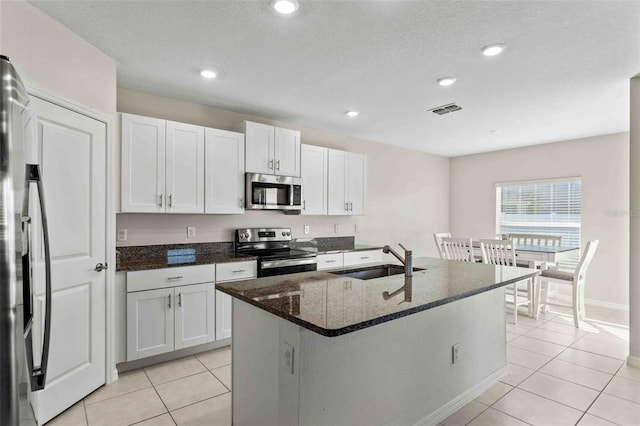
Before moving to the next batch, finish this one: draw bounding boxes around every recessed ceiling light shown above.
[346,111,360,118]
[272,0,299,14]
[482,44,505,56]
[200,69,217,79]
[437,77,456,87]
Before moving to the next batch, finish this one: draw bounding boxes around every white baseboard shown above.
[413,367,506,426]
[584,298,629,311]
[628,355,640,368]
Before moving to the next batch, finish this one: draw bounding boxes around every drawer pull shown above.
[325,260,336,263]
[178,293,182,307]
[360,256,370,260]
[232,269,246,273]
[167,276,184,280]
[168,294,171,308]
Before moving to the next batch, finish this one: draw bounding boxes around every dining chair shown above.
[509,233,562,247]
[480,239,534,324]
[433,232,451,259]
[441,237,474,262]
[537,240,599,328]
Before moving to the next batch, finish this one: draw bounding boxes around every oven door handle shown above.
[261,257,318,269]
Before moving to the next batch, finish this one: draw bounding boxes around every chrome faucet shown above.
[382,243,413,277]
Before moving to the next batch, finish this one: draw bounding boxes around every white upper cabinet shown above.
[205,128,245,214]
[240,121,300,177]
[328,148,366,216]
[121,113,166,213]
[165,121,205,213]
[301,144,328,215]
[121,113,204,213]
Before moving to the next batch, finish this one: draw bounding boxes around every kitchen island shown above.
[216,257,539,426]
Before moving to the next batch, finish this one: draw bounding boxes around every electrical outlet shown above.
[187,226,196,238]
[334,224,339,234]
[452,343,460,365]
[117,229,127,241]
[304,225,310,235]
[282,342,294,375]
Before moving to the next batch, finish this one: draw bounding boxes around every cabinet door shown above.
[121,113,166,213]
[175,283,215,350]
[301,144,328,215]
[215,290,232,340]
[347,152,366,215]
[165,121,205,213]
[327,149,349,215]
[274,127,301,177]
[127,288,174,361]
[244,121,275,174]
[205,128,245,214]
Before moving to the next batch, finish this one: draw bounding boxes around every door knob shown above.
[95,262,108,272]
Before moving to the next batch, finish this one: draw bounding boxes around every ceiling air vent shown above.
[429,103,462,115]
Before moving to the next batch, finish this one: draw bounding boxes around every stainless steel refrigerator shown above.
[1,55,52,426]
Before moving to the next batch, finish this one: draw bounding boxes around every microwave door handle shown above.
[22,164,52,391]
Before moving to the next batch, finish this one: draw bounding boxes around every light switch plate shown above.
[117,229,127,241]
[304,225,310,235]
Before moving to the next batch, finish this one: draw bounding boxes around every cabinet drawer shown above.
[317,253,344,270]
[216,261,257,282]
[127,264,215,292]
[343,250,382,266]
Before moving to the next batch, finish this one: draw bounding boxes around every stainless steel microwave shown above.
[245,173,302,211]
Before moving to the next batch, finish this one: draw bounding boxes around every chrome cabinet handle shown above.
[232,269,246,273]
[360,256,370,260]
[178,293,182,307]
[303,200,306,211]
[168,194,173,207]
[94,262,108,272]
[159,193,163,207]
[167,276,184,281]
[345,202,348,211]
[269,159,274,170]
[325,260,336,263]
[168,294,172,308]
[240,197,244,208]
[349,202,353,211]
[276,160,280,170]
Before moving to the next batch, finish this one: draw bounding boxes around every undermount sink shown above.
[331,264,425,280]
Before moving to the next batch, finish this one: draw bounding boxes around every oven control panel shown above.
[237,228,292,243]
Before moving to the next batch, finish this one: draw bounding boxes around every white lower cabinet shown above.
[343,249,382,266]
[126,264,216,361]
[215,291,232,340]
[215,261,258,340]
[318,249,383,271]
[126,287,175,361]
[174,283,216,350]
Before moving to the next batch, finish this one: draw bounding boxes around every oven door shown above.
[259,257,317,277]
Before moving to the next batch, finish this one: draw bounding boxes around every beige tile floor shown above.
[48,305,638,426]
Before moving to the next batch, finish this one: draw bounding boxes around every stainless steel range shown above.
[235,228,317,277]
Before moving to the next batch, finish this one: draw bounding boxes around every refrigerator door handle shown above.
[21,163,52,391]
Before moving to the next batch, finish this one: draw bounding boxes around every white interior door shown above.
[27,96,107,424]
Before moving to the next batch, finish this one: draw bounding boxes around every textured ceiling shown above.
[29,0,640,156]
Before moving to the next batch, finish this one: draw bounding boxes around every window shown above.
[495,178,582,265]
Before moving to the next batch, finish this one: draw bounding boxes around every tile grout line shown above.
[144,368,176,426]
[82,399,89,426]
[572,362,628,426]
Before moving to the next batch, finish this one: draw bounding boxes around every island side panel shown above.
[232,299,301,426]
[298,289,507,426]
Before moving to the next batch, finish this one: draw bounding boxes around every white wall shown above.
[0,0,116,117]
[450,133,630,307]
[116,88,450,258]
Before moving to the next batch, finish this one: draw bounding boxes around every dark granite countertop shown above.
[116,242,257,272]
[216,257,540,337]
